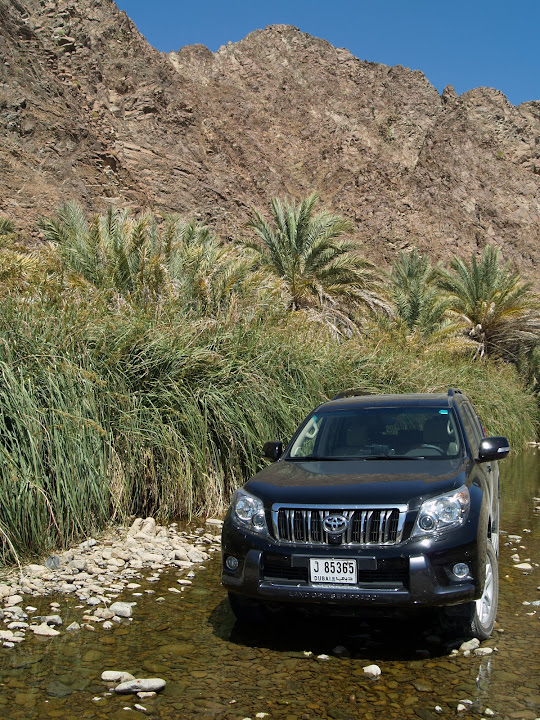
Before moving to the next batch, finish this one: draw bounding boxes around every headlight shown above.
[412,486,470,538]
[233,489,267,534]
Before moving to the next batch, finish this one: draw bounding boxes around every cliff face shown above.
[1,0,539,279]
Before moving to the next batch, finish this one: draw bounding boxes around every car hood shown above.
[246,458,469,506]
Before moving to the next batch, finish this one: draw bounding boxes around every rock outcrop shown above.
[1,0,539,280]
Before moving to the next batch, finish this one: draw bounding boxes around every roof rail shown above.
[447,388,463,397]
[332,388,372,400]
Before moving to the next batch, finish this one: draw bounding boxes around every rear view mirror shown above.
[477,436,510,462]
[263,441,283,461]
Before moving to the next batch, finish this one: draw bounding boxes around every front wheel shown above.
[441,541,499,640]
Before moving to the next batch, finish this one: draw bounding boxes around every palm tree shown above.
[40,203,274,319]
[389,249,450,335]
[241,194,385,330]
[436,245,540,360]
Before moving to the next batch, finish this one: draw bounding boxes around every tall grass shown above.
[0,207,538,563]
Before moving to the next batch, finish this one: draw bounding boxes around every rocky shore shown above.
[0,516,222,649]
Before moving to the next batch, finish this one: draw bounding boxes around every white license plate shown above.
[309,558,357,584]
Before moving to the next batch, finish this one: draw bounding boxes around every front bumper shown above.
[222,524,479,608]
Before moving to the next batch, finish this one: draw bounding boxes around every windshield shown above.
[287,406,462,460]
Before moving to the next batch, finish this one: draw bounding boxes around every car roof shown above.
[318,393,460,411]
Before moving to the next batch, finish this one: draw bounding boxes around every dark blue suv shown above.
[221,389,510,639]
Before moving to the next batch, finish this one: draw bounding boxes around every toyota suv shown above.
[221,389,510,638]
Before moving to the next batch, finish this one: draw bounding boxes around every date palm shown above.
[436,245,540,360]
[390,250,450,335]
[242,194,385,329]
[40,203,265,317]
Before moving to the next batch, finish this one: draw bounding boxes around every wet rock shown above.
[102,671,136,683]
[459,638,480,652]
[40,614,62,626]
[31,623,60,636]
[363,664,381,678]
[109,602,134,618]
[114,678,166,694]
[66,622,81,631]
[46,681,72,697]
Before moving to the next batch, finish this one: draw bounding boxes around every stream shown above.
[0,450,538,720]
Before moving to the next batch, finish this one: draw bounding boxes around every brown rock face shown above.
[1,0,539,280]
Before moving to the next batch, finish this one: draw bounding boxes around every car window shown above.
[459,403,483,455]
[288,407,462,459]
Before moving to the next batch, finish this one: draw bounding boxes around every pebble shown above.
[363,664,382,678]
[102,671,136,682]
[0,518,221,653]
[114,678,166,694]
[459,638,480,653]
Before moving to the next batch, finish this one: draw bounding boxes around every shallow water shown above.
[1,450,539,720]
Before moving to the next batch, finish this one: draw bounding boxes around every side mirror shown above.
[263,441,283,462]
[477,436,510,462]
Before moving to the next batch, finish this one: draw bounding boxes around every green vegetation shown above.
[242,193,387,332]
[0,199,538,562]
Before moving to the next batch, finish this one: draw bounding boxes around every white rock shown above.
[139,518,157,536]
[459,638,480,652]
[102,671,136,683]
[109,602,134,618]
[363,664,382,678]
[515,563,533,571]
[31,623,60,636]
[25,564,47,577]
[5,595,23,606]
[474,647,493,656]
[173,548,189,562]
[43,615,62,626]
[66,622,81,631]
[115,678,166,694]
[0,584,13,599]
[187,549,206,563]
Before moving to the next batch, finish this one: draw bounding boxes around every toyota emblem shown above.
[323,514,349,534]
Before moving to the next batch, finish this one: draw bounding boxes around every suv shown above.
[221,389,510,639]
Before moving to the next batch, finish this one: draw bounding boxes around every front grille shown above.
[262,554,409,587]
[272,506,407,545]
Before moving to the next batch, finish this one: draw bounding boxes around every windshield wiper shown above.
[362,454,422,460]
[287,454,422,461]
[287,455,348,461]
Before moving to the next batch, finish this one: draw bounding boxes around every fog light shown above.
[452,562,470,579]
[226,556,239,571]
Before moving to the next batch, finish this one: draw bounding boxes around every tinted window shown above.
[288,407,461,459]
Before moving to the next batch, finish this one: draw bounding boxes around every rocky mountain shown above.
[1,0,539,281]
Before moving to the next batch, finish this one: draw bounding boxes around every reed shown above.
[0,229,537,562]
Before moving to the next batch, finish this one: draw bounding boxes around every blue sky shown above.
[115,0,539,106]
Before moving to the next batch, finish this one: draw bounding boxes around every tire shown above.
[441,541,499,640]
[227,592,267,624]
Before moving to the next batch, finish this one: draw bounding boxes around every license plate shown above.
[309,558,357,584]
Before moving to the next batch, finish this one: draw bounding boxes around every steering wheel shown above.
[405,444,444,456]
[420,444,444,454]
